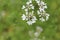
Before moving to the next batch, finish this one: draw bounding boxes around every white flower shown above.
[27,20,33,25]
[22,14,26,20]
[35,0,40,4]
[36,0,47,12]
[35,0,50,22]
[30,4,33,6]
[46,13,50,16]
[45,13,50,20]
[38,13,50,22]
[22,9,37,25]
[31,6,34,9]
[22,5,25,9]
[40,1,47,9]
[32,11,34,14]
[46,16,49,20]
[29,0,32,3]
[27,16,37,25]
[32,16,37,21]
[41,1,44,5]
[25,9,28,12]
[22,0,33,10]
[39,17,45,22]
[26,2,29,4]
[39,7,45,12]
[40,1,46,6]
[26,11,28,15]
[44,5,47,9]
[26,0,32,5]
[37,10,40,15]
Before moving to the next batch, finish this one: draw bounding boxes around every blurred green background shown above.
[0,0,60,40]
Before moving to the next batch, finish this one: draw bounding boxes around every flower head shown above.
[22,11,37,25]
[35,0,50,22]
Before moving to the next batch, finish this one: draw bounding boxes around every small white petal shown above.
[29,0,32,3]
[39,7,44,12]
[46,13,50,16]
[32,11,34,14]
[30,4,33,6]
[22,14,26,20]
[44,6,47,9]
[26,11,28,15]
[37,10,40,15]
[31,6,34,9]
[25,9,28,12]
[35,0,37,1]
[46,13,50,20]
[22,5,25,9]
[38,3,40,6]
[26,2,30,5]
[41,1,45,5]
[36,0,40,4]
[46,16,49,20]
[27,21,32,25]
[39,17,45,22]
[26,16,28,20]
[33,16,37,20]
[32,20,36,23]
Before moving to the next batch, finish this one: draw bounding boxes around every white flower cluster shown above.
[22,0,34,10]
[22,12,37,25]
[35,0,50,22]
[22,0,37,25]
[22,0,50,25]
[29,26,44,40]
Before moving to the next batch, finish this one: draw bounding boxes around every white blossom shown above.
[35,0,50,22]
[40,1,45,5]
[37,10,41,15]
[25,9,28,12]
[39,17,45,22]
[22,14,26,20]
[26,2,30,5]
[35,0,40,4]
[22,12,37,25]
[44,5,47,9]
[29,0,32,3]
[31,6,34,9]
[34,32,39,37]
[27,21,33,25]
[22,5,25,9]
[26,16,37,25]
[45,13,50,20]
[39,7,45,12]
